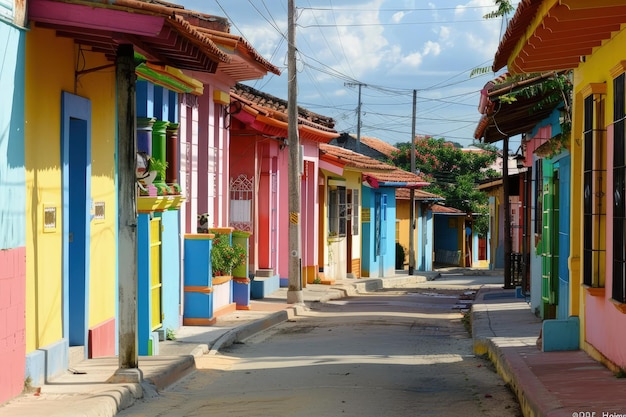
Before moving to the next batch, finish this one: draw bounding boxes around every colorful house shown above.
[431,204,471,268]
[228,84,338,290]
[319,144,429,280]
[490,0,626,358]
[20,0,239,392]
[395,188,443,271]
[0,0,27,404]
[329,134,442,272]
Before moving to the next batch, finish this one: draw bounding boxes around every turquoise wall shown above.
[0,23,25,249]
[362,187,396,277]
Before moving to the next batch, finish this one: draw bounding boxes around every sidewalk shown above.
[473,287,626,417]
[3,271,626,417]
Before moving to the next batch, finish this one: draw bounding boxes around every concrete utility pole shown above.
[110,44,141,384]
[409,90,417,275]
[345,82,364,153]
[287,0,304,304]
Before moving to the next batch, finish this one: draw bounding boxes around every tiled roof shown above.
[359,136,399,158]
[320,144,430,188]
[233,83,336,129]
[229,84,338,142]
[431,204,464,214]
[474,72,563,143]
[395,188,443,201]
[177,11,281,79]
[29,0,278,79]
[320,143,395,171]
[492,0,626,73]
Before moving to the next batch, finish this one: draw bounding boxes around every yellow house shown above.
[23,0,225,387]
[493,0,626,369]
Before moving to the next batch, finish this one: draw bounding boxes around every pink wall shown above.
[0,247,26,404]
[586,125,626,368]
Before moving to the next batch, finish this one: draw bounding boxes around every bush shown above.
[211,234,246,276]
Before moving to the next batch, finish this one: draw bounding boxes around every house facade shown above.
[228,83,338,289]
[330,134,441,272]
[319,144,429,280]
[491,0,626,361]
[14,0,274,396]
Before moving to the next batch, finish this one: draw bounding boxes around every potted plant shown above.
[211,233,246,278]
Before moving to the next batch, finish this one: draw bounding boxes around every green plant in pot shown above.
[148,156,168,182]
[211,234,246,277]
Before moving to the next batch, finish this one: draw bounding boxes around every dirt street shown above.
[118,276,521,417]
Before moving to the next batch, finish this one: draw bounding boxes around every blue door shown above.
[61,92,92,358]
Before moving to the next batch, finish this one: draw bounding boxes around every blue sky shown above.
[179,0,514,147]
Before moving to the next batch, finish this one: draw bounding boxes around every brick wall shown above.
[0,247,26,404]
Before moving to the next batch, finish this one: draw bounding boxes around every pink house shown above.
[228,83,338,291]
[175,13,281,235]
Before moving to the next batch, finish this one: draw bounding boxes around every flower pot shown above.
[232,277,251,310]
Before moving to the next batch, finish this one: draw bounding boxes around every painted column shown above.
[166,122,180,185]
[137,117,155,155]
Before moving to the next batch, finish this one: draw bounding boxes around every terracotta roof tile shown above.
[359,136,400,158]
[232,83,335,129]
[431,204,464,214]
[320,143,395,171]
[396,188,443,201]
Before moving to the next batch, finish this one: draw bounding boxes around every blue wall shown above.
[362,187,396,277]
[156,210,182,332]
[556,155,571,320]
[0,23,26,249]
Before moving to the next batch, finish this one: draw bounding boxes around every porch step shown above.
[251,274,280,299]
[255,269,275,277]
[69,346,85,368]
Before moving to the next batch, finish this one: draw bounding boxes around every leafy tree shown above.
[390,137,500,236]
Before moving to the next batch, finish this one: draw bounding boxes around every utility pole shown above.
[409,90,417,275]
[345,82,364,153]
[110,44,141,384]
[287,0,303,304]
[503,135,513,288]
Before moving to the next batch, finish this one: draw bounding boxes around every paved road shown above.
[118,276,521,417]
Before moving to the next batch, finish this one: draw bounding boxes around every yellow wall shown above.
[396,199,410,265]
[570,28,626,348]
[25,27,117,351]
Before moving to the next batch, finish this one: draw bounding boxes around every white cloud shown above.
[423,41,441,56]
[391,11,407,23]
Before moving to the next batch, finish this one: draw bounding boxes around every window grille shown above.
[614,73,626,302]
[583,90,606,288]
[229,174,254,232]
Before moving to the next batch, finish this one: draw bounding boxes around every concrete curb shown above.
[48,383,142,417]
[207,306,306,355]
[484,338,562,417]
[144,355,197,391]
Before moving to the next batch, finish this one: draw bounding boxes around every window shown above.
[614,73,626,302]
[582,86,606,288]
[351,189,359,235]
[329,186,346,237]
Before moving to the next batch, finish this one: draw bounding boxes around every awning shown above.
[474,72,564,143]
[136,58,204,95]
[29,0,229,73]
[493,0,626,73]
